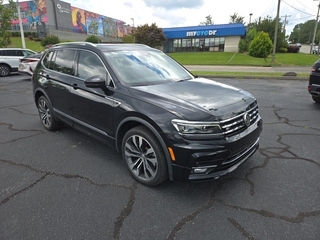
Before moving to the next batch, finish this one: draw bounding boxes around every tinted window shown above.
[54,49,76,75]
[42,51,55,69]
[77,50,107,80]
[6,50,24,56]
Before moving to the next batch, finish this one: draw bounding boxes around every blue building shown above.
[162,23,246,53]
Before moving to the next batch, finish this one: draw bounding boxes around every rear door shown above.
[38,49,76,125]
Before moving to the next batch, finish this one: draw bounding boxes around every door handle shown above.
[72,83,79,89]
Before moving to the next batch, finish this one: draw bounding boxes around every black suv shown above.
[32,42,263,186]
[308,59,320,103]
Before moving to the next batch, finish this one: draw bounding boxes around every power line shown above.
[296,0,315,12]
[282,0,315,16]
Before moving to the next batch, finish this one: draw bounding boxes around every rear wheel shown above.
[0,64,10,77]
[37,96,63,130]
[122,126,168,186]
[312,96,320,103]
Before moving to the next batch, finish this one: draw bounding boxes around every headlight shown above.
[171,119,224,140]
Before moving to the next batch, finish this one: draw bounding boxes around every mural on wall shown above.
[12,0,48,30]
[103,18,126,38]
[11,0,133,39]
[86,11,104,36]
[71,7,87,34]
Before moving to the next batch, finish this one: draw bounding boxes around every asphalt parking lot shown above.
[1,74,319,240]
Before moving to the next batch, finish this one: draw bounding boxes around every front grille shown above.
[220,104,259,137]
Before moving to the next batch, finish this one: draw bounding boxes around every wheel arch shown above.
[116,116,174,181]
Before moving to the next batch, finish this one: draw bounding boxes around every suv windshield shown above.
[103,49,194,86]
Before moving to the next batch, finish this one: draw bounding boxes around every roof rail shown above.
[53,42,97,47]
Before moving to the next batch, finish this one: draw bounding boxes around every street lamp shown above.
[131,18,135,42]
[249,13,253,25]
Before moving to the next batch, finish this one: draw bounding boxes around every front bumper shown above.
[170,117,263,182]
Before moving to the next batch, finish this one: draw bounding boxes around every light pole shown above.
[16,0,26,48]
[131,18,135,42]
[310,0,320,54]
[249,13,253,25]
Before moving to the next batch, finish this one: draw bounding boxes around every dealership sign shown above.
[186,30,217,37]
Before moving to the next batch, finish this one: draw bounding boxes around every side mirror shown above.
[84,75,106,88]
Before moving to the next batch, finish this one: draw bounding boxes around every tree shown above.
[252,16,286,52]
[0,0,17,47]
[229,13,245,24]
[249,31,273,58]
[238,27,258,52]
[134,23,166,48]
[200,15,214,25]
[289,20,319,44]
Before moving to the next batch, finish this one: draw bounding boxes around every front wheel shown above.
[312,96,320,103]
[122,126,168,187]
[0,64,10,77]
[37,96,63,131]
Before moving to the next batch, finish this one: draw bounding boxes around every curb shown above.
[196,74,308,81]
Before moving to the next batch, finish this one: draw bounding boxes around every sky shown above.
[13,0,320,35]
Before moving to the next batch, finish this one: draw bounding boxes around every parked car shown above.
[18,53,42,76]
[0,48,36,76]
[312,46,319,54]
[32,42,263,186]
[308,59,320,103]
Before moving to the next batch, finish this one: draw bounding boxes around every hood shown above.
[130,78,256,121]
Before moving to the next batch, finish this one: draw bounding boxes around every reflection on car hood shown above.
[131,78,256,121]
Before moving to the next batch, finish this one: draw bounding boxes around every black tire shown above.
[37,96,63,131]
[312,96,320,103]
[0,64,10,77]
[122,126,168,187]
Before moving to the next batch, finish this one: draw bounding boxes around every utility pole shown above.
[310,0,320,54]
[281,14,291,32]
[272,0,281,65]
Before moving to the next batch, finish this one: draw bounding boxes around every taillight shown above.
[22,59,38,63]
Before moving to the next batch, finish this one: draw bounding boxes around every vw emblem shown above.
[243,113,250,127]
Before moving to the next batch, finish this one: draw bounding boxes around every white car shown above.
[18,53,42,76]
[0,48,36,76]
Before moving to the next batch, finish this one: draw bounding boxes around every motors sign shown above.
[186,30,217,37]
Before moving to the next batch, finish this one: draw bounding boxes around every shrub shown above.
[41,35,60,47]
[85,35,101,43]
[249,31,273,58]
[279,47,288,53]
[238,39,247,53]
